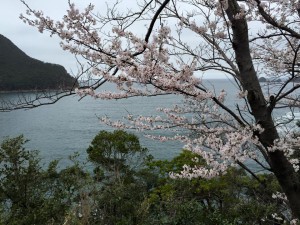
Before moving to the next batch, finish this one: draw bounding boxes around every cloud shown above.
[0,1,77,74]
[0,1,123,75]
[0,0,227,79]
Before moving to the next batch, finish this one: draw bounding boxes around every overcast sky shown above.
[1,0,108,75]
[1,0,228,79]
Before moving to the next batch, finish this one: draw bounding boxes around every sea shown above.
[0,79,298,167]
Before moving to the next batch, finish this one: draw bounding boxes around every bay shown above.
[0,79,297,166]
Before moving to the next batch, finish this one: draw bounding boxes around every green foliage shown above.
[0,136,88,224]
[87,130,148,181]
[85,130,152,225]
[89,180,149,225]
[147,149,205,175]
[0,135,44,224]
[0,133,292,224]
[144,151,283,225]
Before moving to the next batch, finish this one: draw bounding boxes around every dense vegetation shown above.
[0,131,295,225]
[0,34,77,91]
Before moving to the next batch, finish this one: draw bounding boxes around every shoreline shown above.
[0,88,74,94]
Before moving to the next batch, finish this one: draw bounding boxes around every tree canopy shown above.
[0,134,290,224]
[8,0,300,219]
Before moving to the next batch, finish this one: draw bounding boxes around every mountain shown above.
[292,77,300,83]
[258,76,282,82]
[258,77,267,82]
[0,34,77,91]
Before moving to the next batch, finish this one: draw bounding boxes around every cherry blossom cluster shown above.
[19,0,300,99]
[20,0,300,184]
[20,1,204,99]
[100,95,265,179]
[267,135,300,172]
[272,191,288,201]
[271,213,284,222]
[290,219,299,225]
[237,90,248,99]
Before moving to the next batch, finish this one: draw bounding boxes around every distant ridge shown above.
[0,34,77,91]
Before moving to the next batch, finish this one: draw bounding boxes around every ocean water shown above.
[0,79,297,166]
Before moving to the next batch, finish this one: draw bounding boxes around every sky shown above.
[1,0,107,75]
[0,0,227,79]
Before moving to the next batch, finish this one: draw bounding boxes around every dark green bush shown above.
[0,133,291,225]
[0,136,88,224]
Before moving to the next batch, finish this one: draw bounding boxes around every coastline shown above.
[0,88,74,94]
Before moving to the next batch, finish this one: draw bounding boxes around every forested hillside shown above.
[0,34,77,91]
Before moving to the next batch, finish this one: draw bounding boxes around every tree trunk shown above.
[225,0,300,218]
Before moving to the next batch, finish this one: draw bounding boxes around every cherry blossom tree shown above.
[11,0,300,219]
